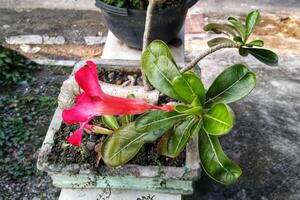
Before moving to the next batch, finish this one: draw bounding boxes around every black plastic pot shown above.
[95,0,198,49]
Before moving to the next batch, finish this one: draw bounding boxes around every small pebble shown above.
[108,72,115,80]
[116,80,122,85]
[20,44,41,54]
[3,24,10,29]
[137,77,143,86]
[86,141,95,151]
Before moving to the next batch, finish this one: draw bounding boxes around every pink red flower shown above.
[62,61,174,146]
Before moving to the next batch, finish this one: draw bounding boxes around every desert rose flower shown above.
[62,61,174,146]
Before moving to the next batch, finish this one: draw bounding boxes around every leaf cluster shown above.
[204,10,278,66]
[99,40,257,184]
[0,95,57,180]
[101,0,183,9]
[94,10,278,185]
[0,46,39,87]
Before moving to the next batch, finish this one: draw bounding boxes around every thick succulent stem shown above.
[141,0,157,91]
[181,43,241,73]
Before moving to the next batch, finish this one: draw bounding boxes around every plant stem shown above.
[180,43,241,73]
[141,0,156,91]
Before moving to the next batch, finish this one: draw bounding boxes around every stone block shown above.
[5,35,43,44]
[84,36,106,45]
[43,35,65,44]
[59,188,182,200]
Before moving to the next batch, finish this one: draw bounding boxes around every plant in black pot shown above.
[95,0,198,49]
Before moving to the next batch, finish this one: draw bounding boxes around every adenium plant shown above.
[62,10,278,185]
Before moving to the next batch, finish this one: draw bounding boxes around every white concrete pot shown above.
[37,60,201,194]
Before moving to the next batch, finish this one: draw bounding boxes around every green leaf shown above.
[168,117,202,157]
[175,105,202,115]
[199,130,242,184]
[228,17,246,41]
[135,110,188,133]
[172,71,206,105]
[233,36,244,44]
[206,64,256,107]
[157,130,174,158]
[246,40,264,47]
[121,94,135,126]
[142,128,170,144]
[239,47,248,57]
[141,40,182,100]
[203,103,234,135]
[101,123,144,167]
[203,23,239,37]
[102,115,119,130]
[246,10,260,38]
[245,48,278,66]
[207,37,236,47]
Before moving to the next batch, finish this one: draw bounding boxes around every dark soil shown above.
[47,68,186,169]
[48,122,186,167]
[129,144,186,166]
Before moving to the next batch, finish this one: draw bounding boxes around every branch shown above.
[142,1,156,52]
[141,0,156,91]
[180,43,241,73]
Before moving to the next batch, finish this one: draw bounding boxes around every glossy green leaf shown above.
[175,105,202,115]
[168,117,202,157]
[101,123,144,167]
[245,48,278,66]
[172,71,206,105]
[142,127,172,144]
[206,64,256,107]
[135,110,188,133]
[190,118,203,137]
[228,17,246,41]
[204,23,239,37]
[121,114,135,126]
[121,94,135,126]
[239,47,248,57]
[233,36,244,44]
[199,130,242,184]
[246,10,260,38]
[141,40,182,100]
[157,130,174,158]
[207,37,236,47]
[247,40,264,47]
[203,103,234,135]
[102,115,119,130]
[191,96,202,107]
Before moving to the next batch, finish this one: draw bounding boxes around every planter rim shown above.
[95,0,198,16]
[37,59,201,194]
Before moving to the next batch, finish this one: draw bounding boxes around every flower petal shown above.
[97,94,171,115]
[67,128,83,147]
[67,116,94,146]
[75,61,104,98]
[62,93,100,124]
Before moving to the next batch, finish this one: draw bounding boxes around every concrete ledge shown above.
[59,188,182,200]
[0,0,98,11]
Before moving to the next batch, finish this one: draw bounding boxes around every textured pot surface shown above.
[95,0,198,49]
[37,60,201,194]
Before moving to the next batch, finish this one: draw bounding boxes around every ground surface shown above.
[0,1,300,200]
[0,9,107,60]
[0,65,71,199]
[183,53,300,200]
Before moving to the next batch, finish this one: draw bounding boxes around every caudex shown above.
[62,0,278,185]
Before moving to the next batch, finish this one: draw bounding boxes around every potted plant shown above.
[95,0,198,49]
[37,8,278,195]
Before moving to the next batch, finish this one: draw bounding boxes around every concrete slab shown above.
[59,188,182,200]
[101,30,185,67]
